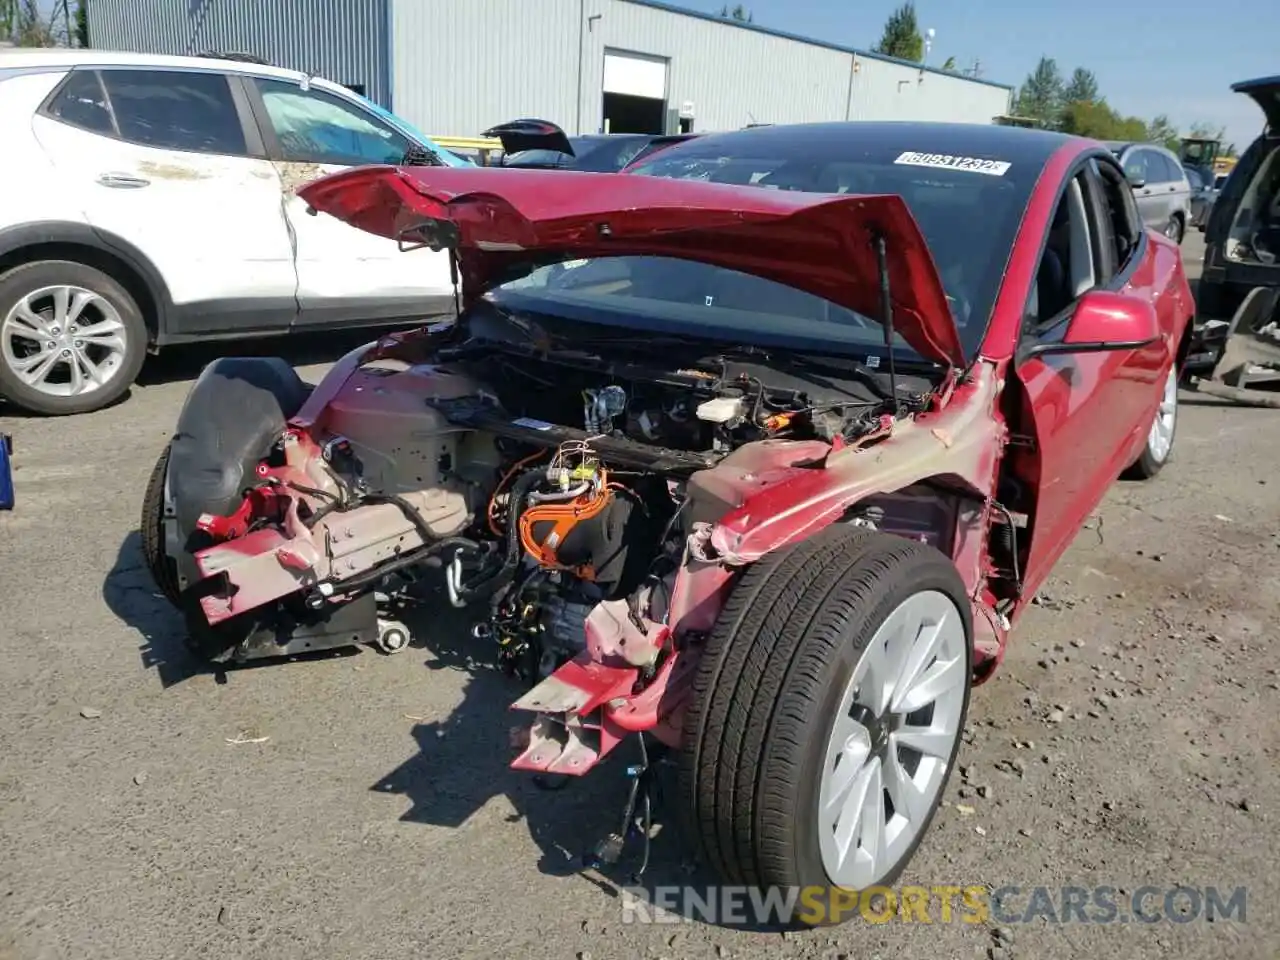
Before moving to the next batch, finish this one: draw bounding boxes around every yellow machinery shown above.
[431,135,503,166]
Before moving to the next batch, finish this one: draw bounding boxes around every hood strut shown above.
[394,215,462,315]
[448,249,460,317]
[874,232,900,416]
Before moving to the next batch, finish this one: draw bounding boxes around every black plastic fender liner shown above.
[166,357,311,589]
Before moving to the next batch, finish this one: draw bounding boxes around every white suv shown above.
[0,50,467,415]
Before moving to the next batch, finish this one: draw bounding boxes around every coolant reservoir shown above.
[695,396,747,424]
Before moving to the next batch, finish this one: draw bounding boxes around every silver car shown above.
[1106,141,1194,243]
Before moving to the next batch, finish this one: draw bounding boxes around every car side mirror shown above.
[1027,289,1160,358]
[1126,174,1146,189]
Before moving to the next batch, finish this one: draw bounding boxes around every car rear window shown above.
[98,69,247,156]
[44,70,114,136]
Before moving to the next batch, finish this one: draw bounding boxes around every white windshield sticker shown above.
[894,151,1011,176]
[512,417,554,431]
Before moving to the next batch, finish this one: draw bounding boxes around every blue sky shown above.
[686,0,1275,150]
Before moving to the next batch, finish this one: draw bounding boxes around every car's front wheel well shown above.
[0,242,161,344]
[1175,313,1195,372]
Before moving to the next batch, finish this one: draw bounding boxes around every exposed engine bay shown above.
[177,318,944,692]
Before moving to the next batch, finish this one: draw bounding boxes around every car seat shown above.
[1033,200,1072,320]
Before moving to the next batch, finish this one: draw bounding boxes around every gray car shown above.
[1190,169,1230,231]
[1106,141,1193,243]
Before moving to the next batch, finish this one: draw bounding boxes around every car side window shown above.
[97,69,248,156]
[1091,158,1142,278]
[1158,152,1186,184]
[44,70,115,136]
[1138,150,1166,183]
[255,79,412,166]
[1024,171,1101,335]
[1122,150,1150,184]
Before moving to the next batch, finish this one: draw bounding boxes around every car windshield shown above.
[505,137,647,171]
[354,95,472,167]
[489,134,1034,361]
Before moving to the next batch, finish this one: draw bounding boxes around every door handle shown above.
[96,172,151,189]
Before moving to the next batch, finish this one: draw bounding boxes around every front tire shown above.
[141,442,183,608]
[0,260,147,415]
[1164,214,1185,244]
[1122,364,1178,480]
[679,526,972,927]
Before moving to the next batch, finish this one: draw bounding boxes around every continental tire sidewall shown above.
[678,525,973,929]
[140,441,182,607]
[790,549,971,925]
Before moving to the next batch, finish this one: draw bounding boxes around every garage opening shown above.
[602,50,668,134]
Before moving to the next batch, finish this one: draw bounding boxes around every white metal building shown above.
[88,0,1014,138]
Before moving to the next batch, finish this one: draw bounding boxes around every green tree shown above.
[718,4,752,21]
[74,0,88,47]
[1062,67,1099,105]
[1188,121,1226,141]
[6,0,55,45]
[1016,57,1064,128]
[941,55,957,71]
[1058,99,1146,141]
[1145,114,1179,151]
[873,2,924,62]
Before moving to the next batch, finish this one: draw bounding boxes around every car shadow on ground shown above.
[103,530,361,688]
[371,595,766,929]
[104,531,203,688]
[101,535,751,926]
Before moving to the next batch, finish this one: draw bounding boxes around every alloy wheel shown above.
[817,589,968,889]
[0,284,129,399]
[1146,366,1178,463]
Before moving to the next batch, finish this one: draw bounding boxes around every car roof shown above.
[1103,140,1175,155]
[660,120,1074,168]
[0,47,312,84]
[571,133,669,145]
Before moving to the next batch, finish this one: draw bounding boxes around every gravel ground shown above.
[2,235,1277,960]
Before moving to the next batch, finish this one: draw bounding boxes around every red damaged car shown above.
[142,121,1193,923]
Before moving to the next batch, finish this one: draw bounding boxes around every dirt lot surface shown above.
[2,235,1277,960]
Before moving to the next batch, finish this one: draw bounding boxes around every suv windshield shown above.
[489,134,1033,361]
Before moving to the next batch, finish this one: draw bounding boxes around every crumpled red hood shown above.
[297,165,965,367]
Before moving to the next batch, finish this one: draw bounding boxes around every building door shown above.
[601,50,668,135]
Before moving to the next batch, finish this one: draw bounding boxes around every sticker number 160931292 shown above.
[894,151,1012,176]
